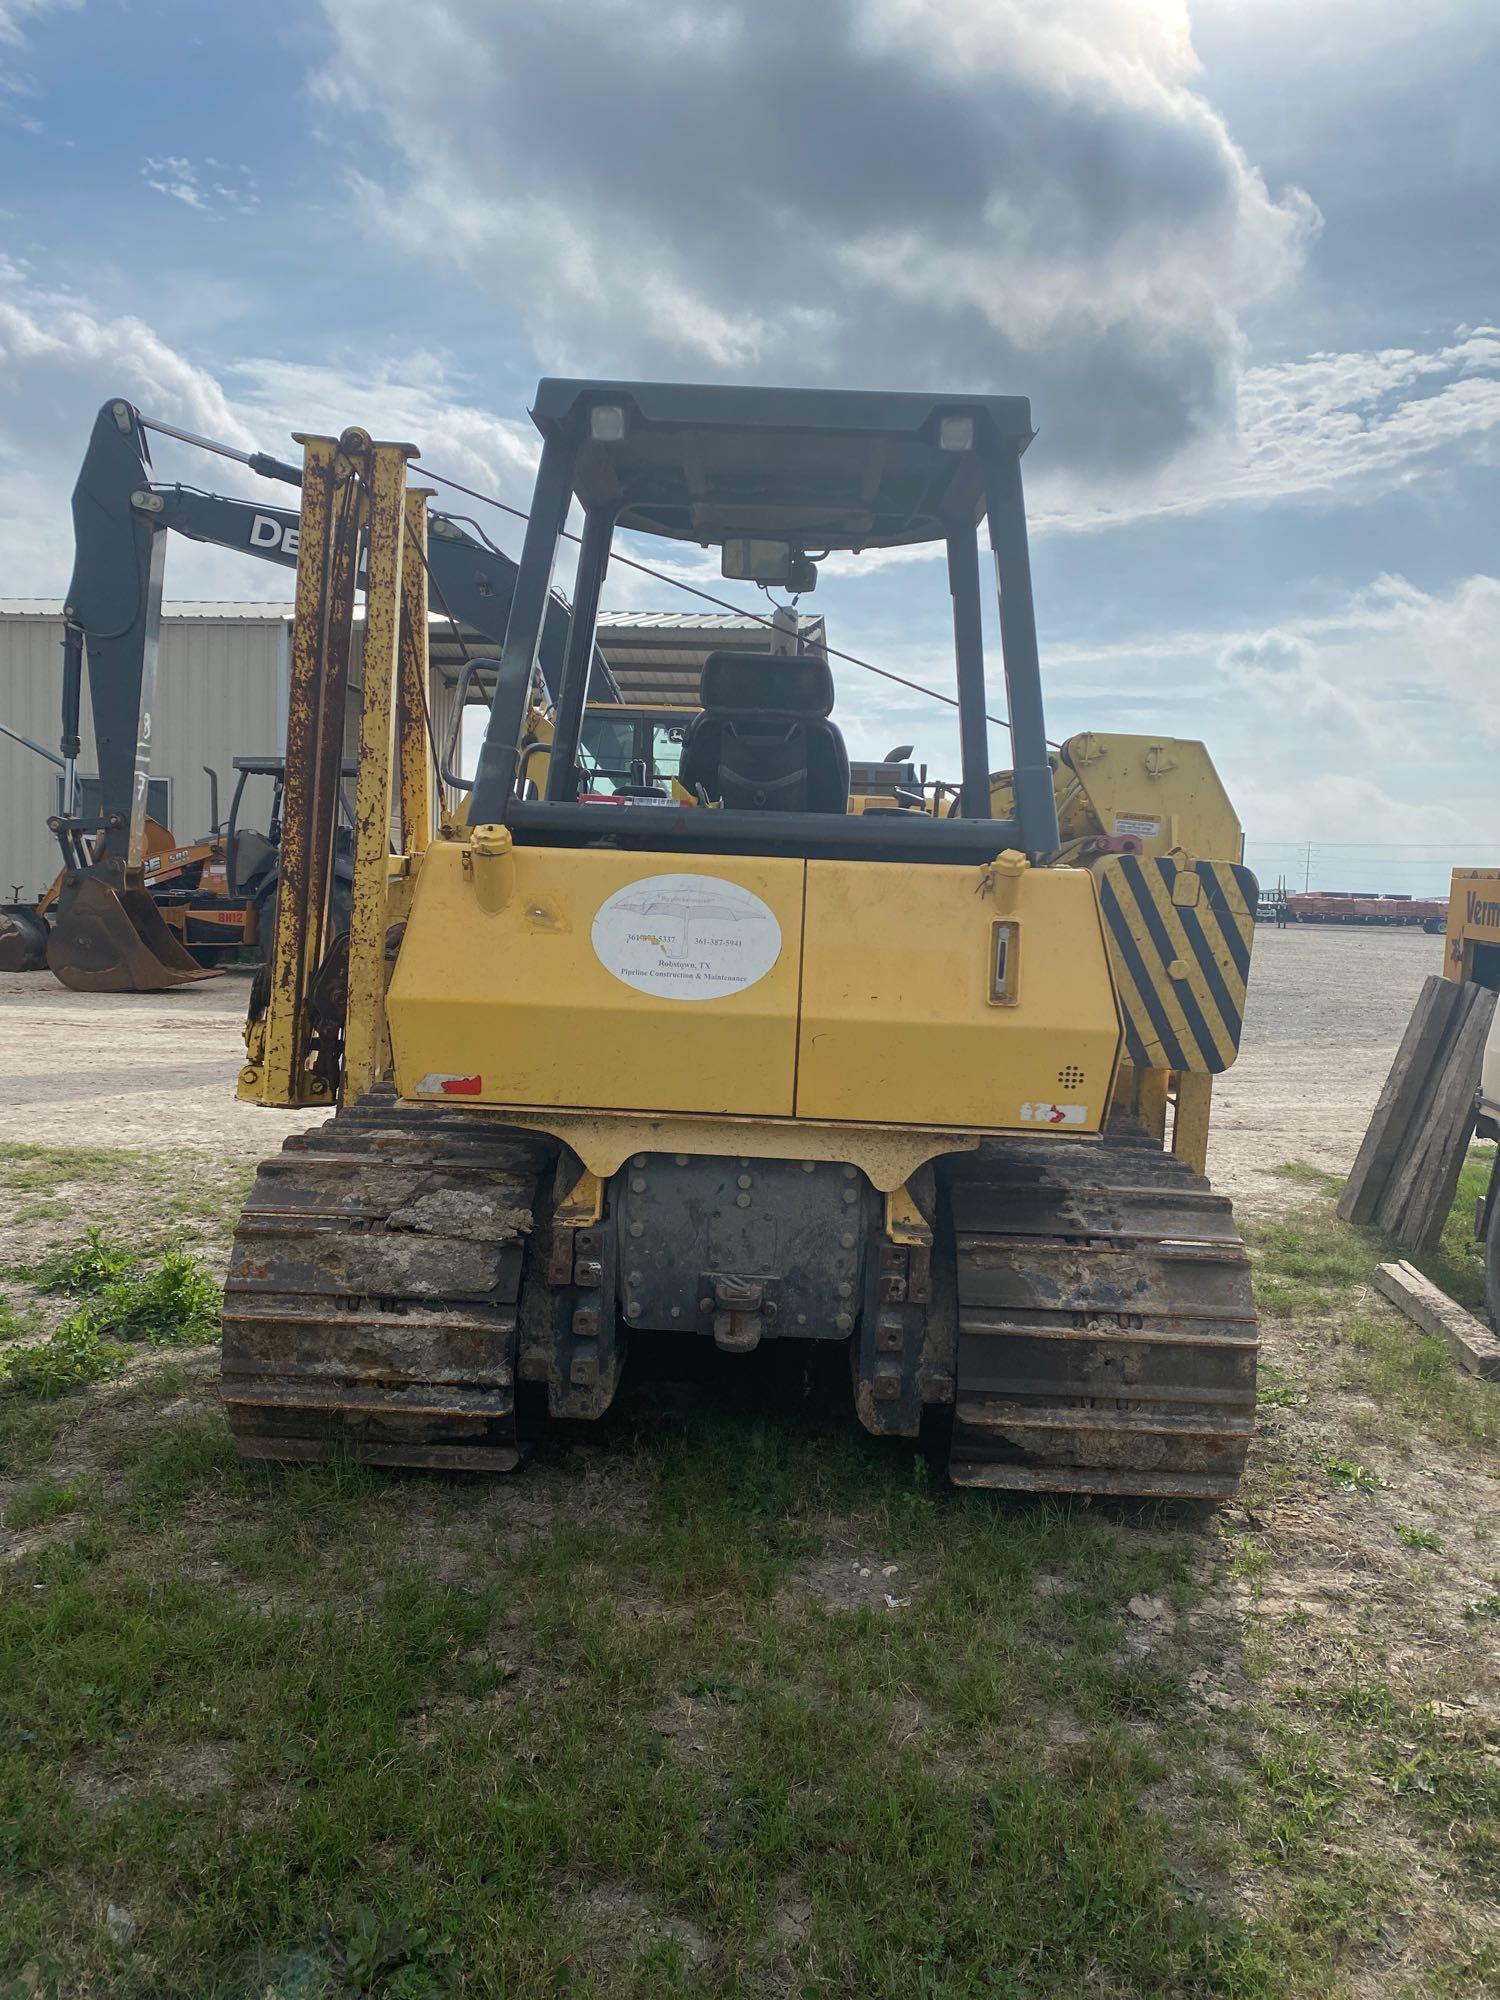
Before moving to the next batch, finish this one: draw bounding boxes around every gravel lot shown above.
[1214,922,1439,1209]
[0,924,1444,1201]
[0,969,315,1157]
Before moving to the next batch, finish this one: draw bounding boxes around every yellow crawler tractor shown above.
[223,383,1259,1499]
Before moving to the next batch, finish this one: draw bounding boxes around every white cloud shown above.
[1024,567,1500,891]
[1035,569,1500,885]
[141,156,261,216]
[0,0,77,46]
[812,326,1500,568]
[0,0,79,133]
[1035,328,1500,531]
[315,0,1315,478]
[0,265,544,597]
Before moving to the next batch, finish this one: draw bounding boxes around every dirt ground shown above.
[0,922,1445,1191]
[1214,924,1440,1209]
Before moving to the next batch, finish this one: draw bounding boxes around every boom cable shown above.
[138,409,1034,739]
[413,462,1020,736]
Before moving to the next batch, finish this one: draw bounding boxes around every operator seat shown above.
[679,651,850,814]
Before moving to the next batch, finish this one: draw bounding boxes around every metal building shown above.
[1,600,826,903]
[1,601,293,903]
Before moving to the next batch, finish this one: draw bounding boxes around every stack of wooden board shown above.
[1338,974,1496,1250]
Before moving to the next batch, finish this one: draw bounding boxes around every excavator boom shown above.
[44,398,619,991]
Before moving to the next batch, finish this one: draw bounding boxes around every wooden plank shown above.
[1377,986,1495,1248]
[1408,990,1497,1252]
[1370,992,1465,1238]
[1339,975,1460,1224]
[1372,981,1478,1237]
[1373,1260,1500,1381]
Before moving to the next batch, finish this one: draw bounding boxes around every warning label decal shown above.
[592,873,782,1001]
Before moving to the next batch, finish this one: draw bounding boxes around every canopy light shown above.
[939,413,975,452]
[588,403,628,442]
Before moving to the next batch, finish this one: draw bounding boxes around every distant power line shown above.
[1246,840,1496,852]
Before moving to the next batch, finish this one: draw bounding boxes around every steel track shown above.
[221,1096,555,1471]
[942,1137,1258,1499]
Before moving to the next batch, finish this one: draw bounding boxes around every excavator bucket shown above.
[0,906,49,972]
[45,876,218,992]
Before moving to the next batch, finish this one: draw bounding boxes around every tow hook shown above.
[709,1274,766,1353]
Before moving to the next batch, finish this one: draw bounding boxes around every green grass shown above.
[19,1227,140,1295]
[1322,1454,1380,1494]
[0,1400,63,1477]
[1,1371,1493,1997]
[1416,1144,1494,1311]
[2,1474,87,1532]
[1255,1361,1308,1410]
[1251,1160,1500,1455]
[1256,1146,1495,1317]
[1320,1677,1500,1885]
[0,1404,1300,2000]
[0,1234,222,1401]
[66,1252,221,1347]
[0,1322,129,1398]
[1394,1524,1441,1552]
[2,1146,1498,1994]
[1271,1161,1346,1196]
[0,1295,40,1341]
[0,1143,142,1194]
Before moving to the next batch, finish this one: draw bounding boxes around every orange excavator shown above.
[0,750,293,981]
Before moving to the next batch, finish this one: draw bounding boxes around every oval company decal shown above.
[591,872,782,1001]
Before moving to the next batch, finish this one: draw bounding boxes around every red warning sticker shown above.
[415,1072,483,1097]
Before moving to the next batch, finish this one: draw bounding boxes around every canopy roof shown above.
[529,379,1034,551]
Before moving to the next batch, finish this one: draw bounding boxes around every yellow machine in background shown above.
[1442,867,1500,987]
[1438,867,1500,1319]
[992,731,1243,869]
[219,382,1259,1501]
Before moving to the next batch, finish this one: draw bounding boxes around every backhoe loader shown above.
[217,382,1260,1499]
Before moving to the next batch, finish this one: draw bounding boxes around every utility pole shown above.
[1304,843,1312,891]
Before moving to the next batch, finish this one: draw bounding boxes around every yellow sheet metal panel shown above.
[795,860,1120,1131]
[387,841,805,1116]
[988,733,1243,864]
[1058,733,1243,862]
[1094,855,1256,1075]
[1444,867,1500,981]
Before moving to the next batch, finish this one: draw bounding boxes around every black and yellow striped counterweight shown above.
[1095,855,1257,1074]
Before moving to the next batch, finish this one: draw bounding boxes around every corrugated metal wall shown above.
[1,607,465,899]
[0,609,290,900]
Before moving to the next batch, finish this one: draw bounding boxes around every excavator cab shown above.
[224,381,1260,1501]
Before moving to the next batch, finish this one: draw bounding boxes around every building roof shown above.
[596,611,826,706]
[2,601,828,708]
[0,599,292,621]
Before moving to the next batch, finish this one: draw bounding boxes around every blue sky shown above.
[2,0,1498,893]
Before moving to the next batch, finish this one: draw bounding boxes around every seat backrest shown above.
[680,651,850,814]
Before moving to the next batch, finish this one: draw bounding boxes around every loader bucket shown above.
[0,906,49,973]
[46,876,218,992]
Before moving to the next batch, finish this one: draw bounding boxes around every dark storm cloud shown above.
[320,0,1313,476]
